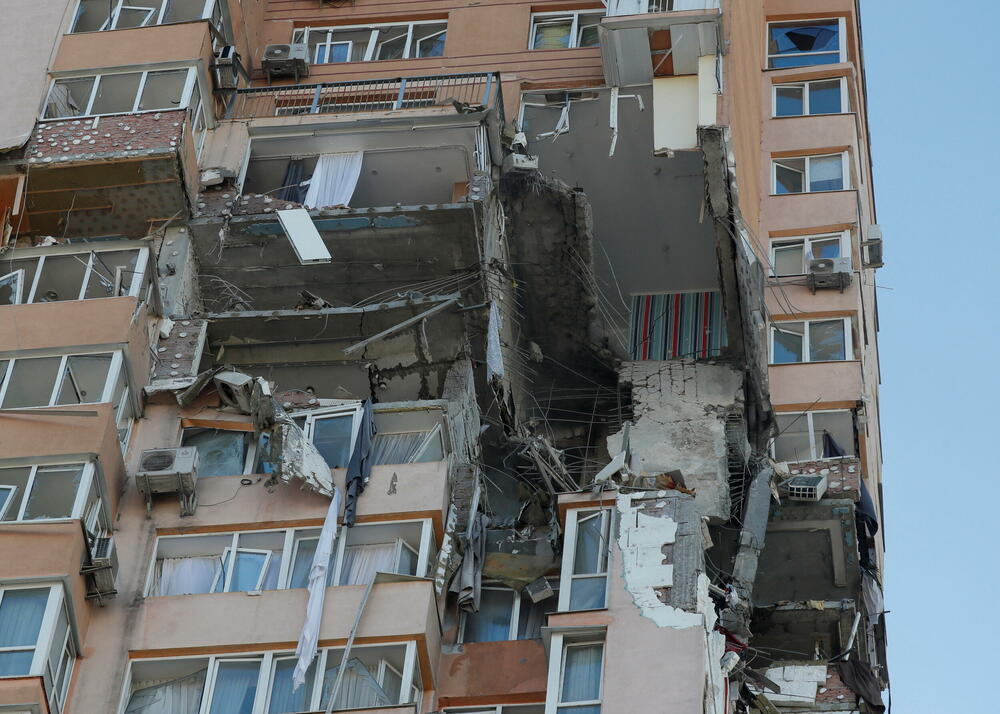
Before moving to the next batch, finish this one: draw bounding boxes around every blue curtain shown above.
[268,658,314,713]
[463,589,513,643]
[208,660,259,714]
[0,588,48,676]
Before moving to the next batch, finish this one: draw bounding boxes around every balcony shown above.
[769,360,863,405]
[227,72,503,121]
[0,673,49,713]
[606,0,720,15]
[748,661,860,710]
[438,640,548,708]
[53,20,215,76]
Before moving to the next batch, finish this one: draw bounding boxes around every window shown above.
[773,77,846,117]
[0,462,98,522]
[146,520,433,596]
[43,68,196,119]
[530,12,603,50]
[120,642,422,713]
[629,291,727,361]
[181,428,254,477]
[70,0,225,34]
[545,636,604,714]
[0,246,148,305]
[0,584,76,714]
[460,585,558,643]
[293,21,448,64]
[770,318,852,363]
[767,19,845,69]
[770,233,848,276]
[558,509,610,612]
[772,153,849,194]
[0,351,122,409]
[771,410,855,463]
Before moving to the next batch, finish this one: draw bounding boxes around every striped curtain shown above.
[629,292,727,360]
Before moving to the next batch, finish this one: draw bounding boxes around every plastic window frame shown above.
[528,11,604,50]
[771,76,848,117]
[557,508,611,612]
[0,461,94,523]
[299,403,365,468]
[769,231,850,276]
[0,350,123,410]
[766,18,848,69]
[457,586,518,644]
[544,635,605,714]
[210,536,273,593]
[769,317,853,364]
[10,246,148,305]
[43,67,197,120]
[771,152,851,195]
[297,20,447,63]
[71,0,216,33]
[770,409,856,462]
[0,584,71,684]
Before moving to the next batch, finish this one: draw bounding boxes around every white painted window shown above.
[299,403,364,469]
[770,317,853,363]
[0,350,124,410]
[558,509,611,612]
[0,461,104,523]
[544,634,604,714]
[770,232,849,276]
[772,152,850,194]
[459,583,559,643]
[70,0,221,33]
[292,21,448,64]
[445,707,546,714]
[0,583,77,714]
[118,642,422,713]
[767,19,847,69]
[772,77,847,117]
[0,245,149,305]
[529,11,603,50]
[43,67,197,119]
[771,410,855,463]
[146,519,434,597]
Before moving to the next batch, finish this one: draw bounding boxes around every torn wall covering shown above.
[610,361,744,521]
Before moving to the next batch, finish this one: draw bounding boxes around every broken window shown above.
[0,462,93,522]
[293,21,448,63]
[771,233,847,276]
[772,410,855,463]
[773,77,846,117]
[0,247,147,304]
[181,428,253,477]
[559,509,610,612]
[336,521,425,585]
[770,318,852,363]
[629,292,728,360]
[546,636,605,714]
[767,20,844,69]
[772,153,848,194]
[529,12,603,50]
[461,584,559,643]
[70,0,216,33]
[43,68,196,119]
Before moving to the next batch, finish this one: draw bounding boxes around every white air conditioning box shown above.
[786,474,828,502]
[212,45,241,90]
[262,44,309,79]
[809,257,852,274]
[90,535,119,594]
[136,447,199,496]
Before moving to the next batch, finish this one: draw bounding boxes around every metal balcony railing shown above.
[227,71,503,121]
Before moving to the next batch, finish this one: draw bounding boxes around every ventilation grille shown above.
[140,450,176,472]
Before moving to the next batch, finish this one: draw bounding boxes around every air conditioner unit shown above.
[212,45,241,91]
[808,257,852,292]
[214,370,255,412]
[262,43,309,83]
[502,153,539,174]
[786,474,828,502]
[863,224,884,269]
[136,447,199,496]
[89,536,119,595]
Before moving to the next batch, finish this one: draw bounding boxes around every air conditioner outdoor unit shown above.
[808,257,852,291]
[89,536,119,595]
[863,224,884,269]
[212,45,241,91]
[136,447,199,496]
[786,474,828,502]
[262,43,309,83]
[502,153,539,174]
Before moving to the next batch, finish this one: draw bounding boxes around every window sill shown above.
[770,188,856,197]
[770,112,853,120]
[769,359,860,366]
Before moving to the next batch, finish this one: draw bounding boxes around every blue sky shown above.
[860,1,1000,710]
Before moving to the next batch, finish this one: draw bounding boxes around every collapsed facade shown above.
[0,1,888,713]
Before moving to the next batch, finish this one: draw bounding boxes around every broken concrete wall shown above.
[611,360,744,522]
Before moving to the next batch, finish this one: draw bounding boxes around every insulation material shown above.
[652,76,699,153]
[750,665,827,707]
[486,301,505,383]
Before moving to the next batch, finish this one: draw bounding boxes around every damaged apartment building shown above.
[0,1,888,713]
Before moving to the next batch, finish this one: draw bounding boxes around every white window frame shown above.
[544,635,605,714]
[771,152,850,195]
[770,409,855,462]
[771,76,848,117]
[211,546,273,593]
[12,245,149,304]
[769,231,850,276]
[766,18,847,69]
[0,350,123,410]
[415,28,447,58]
[557,508,611,612]
[298,402,365,467]
[458,586,517,644]
[71,0,218,33]
[528,11,604,50]
[769,317,853,364]
[199,655,266,714]
[0,270,25,305]
[0,583,76,702]
[0,461,95,523]
[294,20,447,64]
[43,67,197,119]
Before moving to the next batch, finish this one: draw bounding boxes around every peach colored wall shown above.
[437,640,547,708]
[761,190,857,231]
[51,21,212,73]
[764,282,860,315]
[0,676,49,713]
[0,296,140,353]
[768,360,863,406]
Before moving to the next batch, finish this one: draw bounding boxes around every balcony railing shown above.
[607,0,720,15]
[227,72,503,120]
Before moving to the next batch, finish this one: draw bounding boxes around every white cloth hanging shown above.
[338,543,396,586]
[303,152,364,209]
[293,488,341,689]
[154,556,219,596]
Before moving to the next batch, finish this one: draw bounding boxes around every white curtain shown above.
[124,669,207,714]
[561,644,603,703]
[338,543,396,586]
[303,152,364,209]
[154,556,220,596]
[322,658,392,710]
[809,155,844,189]
[371,431,431,465]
